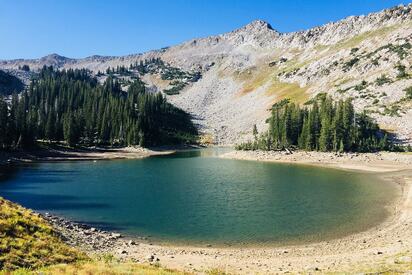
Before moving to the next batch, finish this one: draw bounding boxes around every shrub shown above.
[350,47,359,54]
[396,64,409,79]
[354,80,368,91]
[404,86,412,100]
[343,58,359,71]
[375,74,392,86]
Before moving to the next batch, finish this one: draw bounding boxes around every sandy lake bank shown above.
[220,150,412,172]
[0,145,182,165]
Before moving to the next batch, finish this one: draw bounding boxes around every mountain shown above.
[1,3,412,145]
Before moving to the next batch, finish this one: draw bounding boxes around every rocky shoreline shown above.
[42,213,125,252]
[41,213,195,267]
[41,213,155,261]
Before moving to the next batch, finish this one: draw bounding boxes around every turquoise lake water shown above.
[0,148,397,246]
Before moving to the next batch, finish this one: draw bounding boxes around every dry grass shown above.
[338,252,412,275]
[235,62,309,104]
[0,197,87,271]
[4,261,189,275]
[236,66,273,95]
[265,80,309,104]
[199,133,215,145]
[328,23,401,52]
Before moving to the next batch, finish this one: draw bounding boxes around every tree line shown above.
[236,95,401,152]
[0,66,197,149]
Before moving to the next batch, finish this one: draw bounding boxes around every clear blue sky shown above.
[0,0,409,59]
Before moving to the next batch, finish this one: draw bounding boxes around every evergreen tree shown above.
[0,67,197,150]
[0,97,8,148]
[237,95,395,153]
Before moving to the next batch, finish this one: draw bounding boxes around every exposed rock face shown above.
[1,4,412,144]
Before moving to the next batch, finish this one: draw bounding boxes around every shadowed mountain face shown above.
[0,70,24,96]
[1,4,412,144]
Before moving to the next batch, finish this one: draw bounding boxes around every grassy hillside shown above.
[0,197,85,271]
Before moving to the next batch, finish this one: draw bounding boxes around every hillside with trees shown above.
[236,95,403,152]
[0,66,197,149]
[0,70,24,96]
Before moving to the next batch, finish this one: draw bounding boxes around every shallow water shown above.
[0,148,397,246]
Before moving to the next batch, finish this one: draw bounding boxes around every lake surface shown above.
[0,148,397,246]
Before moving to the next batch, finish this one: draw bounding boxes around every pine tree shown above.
[319,116,332,151]
[0,97,8,148]
[238,95,394,153]
[252,124,258,141]
[45,110,56,141]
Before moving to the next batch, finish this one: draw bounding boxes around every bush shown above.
[396,64,409,79]
[354,80,368,91]
[343,58,359,71]
[163,82,187,95]
[404,86,412,99]
[375,74,392,86]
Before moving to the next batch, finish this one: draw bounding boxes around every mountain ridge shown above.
[1,3,412,145]
[2,3,411,65]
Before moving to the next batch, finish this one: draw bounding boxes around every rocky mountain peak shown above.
[40,53,69,61]
[39,53,73,67]
[224,19,280,48]
[241,20,274,31]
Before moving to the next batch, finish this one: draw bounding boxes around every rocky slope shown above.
[1,3,412,145]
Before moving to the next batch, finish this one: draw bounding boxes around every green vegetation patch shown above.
[375,74,392,86]
[0,67,198,149]
[395,64,410,79]
[237,96,397,152]
[354,80,368,91]
[365,42,412,60]
[404,86,412,100]
[343,57,359,71]
[130,58,201,95]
